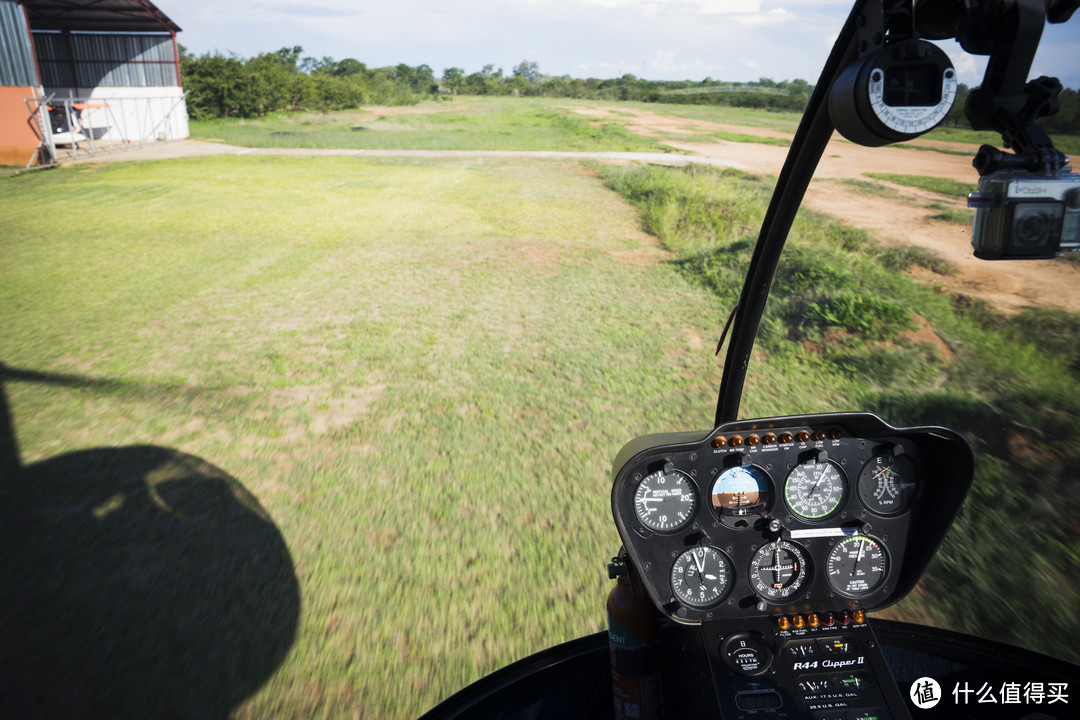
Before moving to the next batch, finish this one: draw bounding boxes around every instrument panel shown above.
[610,412,973,625]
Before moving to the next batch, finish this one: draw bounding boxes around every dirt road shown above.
[567,105,1080,314]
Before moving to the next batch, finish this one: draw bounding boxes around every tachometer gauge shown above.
[671,546,734,608]
[634,468,696,532]
[826,535,889,597]
[857,453,918,516]
[712,465,771,516]
[784,460,846,520]
[749,540,810,603]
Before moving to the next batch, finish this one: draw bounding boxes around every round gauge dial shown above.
[671,546,734,608]
[634,468,697,532]
[857,453,918,516]
[826,535,889,597]
[784,460,846,520]
[712,465,771,516]
[749,540,811,603]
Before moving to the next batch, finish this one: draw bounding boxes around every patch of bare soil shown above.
[564,106,794,142]
[352,102,462,123]
[567,105,1080,314]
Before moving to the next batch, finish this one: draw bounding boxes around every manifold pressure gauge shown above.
[829,38,957,146]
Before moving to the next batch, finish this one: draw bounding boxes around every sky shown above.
[169,1,1080,89]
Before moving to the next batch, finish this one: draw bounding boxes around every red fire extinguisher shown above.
[608,548,664,720]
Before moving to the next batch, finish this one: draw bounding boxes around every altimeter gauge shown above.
[671,546,734,608]
[634,467,697,532]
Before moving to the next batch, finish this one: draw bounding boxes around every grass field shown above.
[3,119,1078,717]
[189,96,1080,158]
[1,155,725,718]
[191,97,672,152]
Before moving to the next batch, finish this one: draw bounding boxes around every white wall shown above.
[46,85,189,145]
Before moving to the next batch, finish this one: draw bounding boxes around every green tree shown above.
[331,58,367,77]
[441,67,464,94]
[180,52,249,119]
[512,60,541,84]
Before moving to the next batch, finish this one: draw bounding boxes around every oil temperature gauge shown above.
[634,467,696,532]
[749,540,810,603]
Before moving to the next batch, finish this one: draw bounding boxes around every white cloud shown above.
[172,1,1076,85]
[571,60,642,76]
[650,49,726,75]
[729,7,790,25]
[509,0,763,14]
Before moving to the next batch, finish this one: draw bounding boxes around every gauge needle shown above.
[693,549,705,575]
[808,465,825,498]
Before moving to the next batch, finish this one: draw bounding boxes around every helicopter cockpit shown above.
[422,0,1079,718]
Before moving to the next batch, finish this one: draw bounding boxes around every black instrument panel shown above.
[610,412,973,625]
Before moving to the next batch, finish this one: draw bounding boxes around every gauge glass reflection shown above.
[712,465,771,516]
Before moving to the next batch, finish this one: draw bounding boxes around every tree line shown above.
[180,47,814,119]
[180,46,430,119]
[940,84,1080,136]
[180,46,1078,136]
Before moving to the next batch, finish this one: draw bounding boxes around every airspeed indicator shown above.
[784,460,846,520]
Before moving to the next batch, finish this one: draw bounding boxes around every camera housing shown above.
[968,171,1080,259]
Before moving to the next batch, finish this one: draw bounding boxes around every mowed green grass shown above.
[190,95,1080,159]
[0,156,726,718]
[191,97,671,152]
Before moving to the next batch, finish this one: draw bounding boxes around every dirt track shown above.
[64,104,1080,313]
[567,105,1080,314]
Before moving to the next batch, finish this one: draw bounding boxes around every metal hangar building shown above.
[0,0,188,166]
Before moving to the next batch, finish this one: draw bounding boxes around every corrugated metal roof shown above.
[1,1,37,86]
[22,0,181,33]
[34,31,176,86]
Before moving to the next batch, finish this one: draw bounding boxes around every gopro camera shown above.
[968,171,1080,259]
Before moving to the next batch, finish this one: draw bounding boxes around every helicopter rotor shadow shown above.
[0,363,301,719]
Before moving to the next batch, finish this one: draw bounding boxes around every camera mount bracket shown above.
[918,0,1077,176]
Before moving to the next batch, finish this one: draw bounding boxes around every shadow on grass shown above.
[0,364,301,719]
